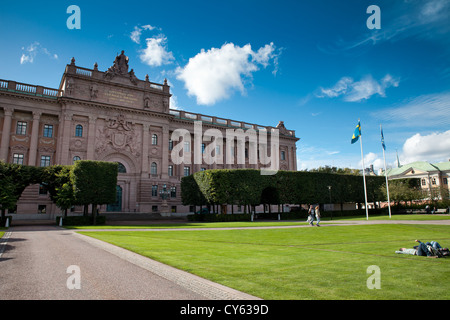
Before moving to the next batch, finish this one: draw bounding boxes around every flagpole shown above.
[359,124,369,220]
[381,125,392,218]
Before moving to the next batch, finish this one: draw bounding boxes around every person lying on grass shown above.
[395,240,449,258]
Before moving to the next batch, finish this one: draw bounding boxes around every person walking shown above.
[315,205,321,227]
[308,205,315,226]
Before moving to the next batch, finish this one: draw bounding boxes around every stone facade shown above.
[0,52,299,217]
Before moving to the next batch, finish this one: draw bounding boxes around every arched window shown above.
[75,124,83,137]
[152,134,158,145]
[151,162,157,175]
[117,162,127,173]
[73,156,81,163]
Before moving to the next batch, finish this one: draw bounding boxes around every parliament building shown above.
[0,51,299,218]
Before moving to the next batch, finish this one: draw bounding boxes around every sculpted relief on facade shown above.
[95,114,141,159]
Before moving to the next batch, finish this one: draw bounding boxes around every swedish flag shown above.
[351,120,361,144]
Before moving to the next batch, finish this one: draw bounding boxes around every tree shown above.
[0,161,43,224]
[71,161,118,224]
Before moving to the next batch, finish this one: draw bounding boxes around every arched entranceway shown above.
[107,185,123,212]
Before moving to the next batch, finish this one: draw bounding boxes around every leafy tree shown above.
[71,161,118,224]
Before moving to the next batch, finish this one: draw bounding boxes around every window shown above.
[13,153,24,165]
[40,155,51,167]
[152,205,158,212]
[152,185,158,197]
[170,186,176,198]
[168,139,173,151]
[184,166,190,176]
[444,178,448,185]
[38,205,46,214]
[432,178,437,185]
[43,124,53,138]
[75,124,83,137]
[168,165,173,177]
[184,141,190,152]
[16,121,27,135]
[152,134,158,145]
[151,162,157,175]
[201,167,206,171]
[73,156,81,163]
[281,151,286,161]
[421,179,426,186]
[216,146,220,155]
[117,162,127,173]
[39,183,48,195]
[201,143,206,154]
[171,206,177,213]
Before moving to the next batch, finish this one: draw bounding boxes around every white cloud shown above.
[130,25,157,44]
[20,42,58,64]
[374,92,450,128]
[317,74,399,102]
[400,130,450,163]
[139,35,174,67]
[175,42,280,105]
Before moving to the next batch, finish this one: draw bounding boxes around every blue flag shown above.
[381,126,386,150]
[351,120,361,144]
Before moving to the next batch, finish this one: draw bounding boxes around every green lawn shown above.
[67,214,450,230]
[79,223,450,300]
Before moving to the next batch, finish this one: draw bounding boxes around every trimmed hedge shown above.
[187,213,251,222]
[56,215,106,226]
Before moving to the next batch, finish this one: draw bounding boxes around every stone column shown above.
[86,115,97,159]
[59,113,73,165]
[0,107,13,161]
[161,126,169,179]
[141,123,150,177]
[28,111,41,166]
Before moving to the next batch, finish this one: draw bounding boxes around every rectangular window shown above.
[38,205,46,214]
[168,139,173,151]
[168,165,173,177]
[152,185,158,197]
[281,151,286,161]
[39,183,48,195]
[184,166,190,176]
[184,141,190,152]
[444,178,448,185]
[16,121,27,135]
[40,155,51,167]
[13,153,24,165]
[201,143,206,154]
[152,205,158,212]
[170,186,176,198]
[43,124,53,138]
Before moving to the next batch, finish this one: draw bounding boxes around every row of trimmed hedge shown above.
[56,215,106,226]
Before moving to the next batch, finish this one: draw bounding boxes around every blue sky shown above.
[1,0,449,171]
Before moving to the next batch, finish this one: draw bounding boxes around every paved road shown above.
[0,225,258,300]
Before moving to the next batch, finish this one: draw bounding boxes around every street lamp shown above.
[159,184,171,216]
[159,184,171,200]
[327,185,333,220]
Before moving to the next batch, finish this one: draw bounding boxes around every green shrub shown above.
[56,215,106,226]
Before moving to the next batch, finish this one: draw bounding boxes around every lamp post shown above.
[159,184,171,216]
[327,185,333,220]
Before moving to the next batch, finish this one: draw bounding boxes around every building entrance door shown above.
[107,185,122,212]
